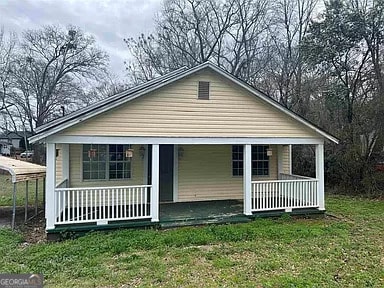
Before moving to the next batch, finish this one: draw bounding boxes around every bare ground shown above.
[0,206,46,243]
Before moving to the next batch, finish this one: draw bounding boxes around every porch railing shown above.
[55,185,152,225]
[251,176,318,212]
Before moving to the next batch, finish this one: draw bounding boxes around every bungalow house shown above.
[29,62,338,234]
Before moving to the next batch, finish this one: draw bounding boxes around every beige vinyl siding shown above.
[178,145,242,201]
[177,145,278,202]
[282,145,291,174]
[55,144,62,184]
[59,70,319,138]
[69,144,144,188]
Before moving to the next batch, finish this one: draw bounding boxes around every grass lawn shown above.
[0,195,383,287]
[0,174,45,206]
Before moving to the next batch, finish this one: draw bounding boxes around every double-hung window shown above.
[232,145,269,176]
[82,144,132,180]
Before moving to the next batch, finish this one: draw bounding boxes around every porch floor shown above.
[159,200,250,228]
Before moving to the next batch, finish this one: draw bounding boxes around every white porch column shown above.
[288,145,292,174]
[46,143,56,230]
[61,143,69,182]
[151,144,160,222]
[243,144,252,215]
[316,143,325,210]
[277,145,283,179]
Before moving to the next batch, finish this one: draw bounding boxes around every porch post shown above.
[151,144,160,222]
[243,144,252,215]
[61,144,69,183]
[316,143,325,210]
[289,145,292,174]
[277,145,283,179]
[46,143,56,230]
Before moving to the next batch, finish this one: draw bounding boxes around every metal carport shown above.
[0,156,46,229]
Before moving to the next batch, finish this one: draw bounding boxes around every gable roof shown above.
[0,131,32,139]
[29,62,338,144]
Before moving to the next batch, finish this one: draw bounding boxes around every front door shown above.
[159,144,174,202]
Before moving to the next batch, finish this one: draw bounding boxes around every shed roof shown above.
[0,156,46,183]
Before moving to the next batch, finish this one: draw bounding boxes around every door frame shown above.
[173,144,179,202]
[147,144,179,202]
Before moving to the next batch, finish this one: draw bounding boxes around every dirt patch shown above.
[0,206,46,243]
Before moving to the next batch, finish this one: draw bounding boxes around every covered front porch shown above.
[45,138,325,231]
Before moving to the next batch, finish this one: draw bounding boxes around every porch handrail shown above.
[55,184,152,191]
[279,173,314,180]
[56,178,68,189]
[251,178,318,184]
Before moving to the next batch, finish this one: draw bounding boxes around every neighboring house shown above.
[0,141,11,156]
[0,131,32,150]
[29,62,338,234]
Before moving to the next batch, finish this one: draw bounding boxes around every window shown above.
[109,144,132,179]
[232,145,243,176]
[251,145,269,176]
[232,145,269,176]
[198,81,210,100]
[82,144,131,180]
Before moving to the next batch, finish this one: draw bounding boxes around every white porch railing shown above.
[55,185,152,225]
[251,175,318,212]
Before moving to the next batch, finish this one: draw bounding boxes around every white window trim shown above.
[81,144,132,182]
[231,145,270,177]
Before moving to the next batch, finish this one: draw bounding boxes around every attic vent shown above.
[198,81,210,100]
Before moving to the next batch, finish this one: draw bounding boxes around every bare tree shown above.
[221,0,271,81]
[265,0,318,114]
[124,0,271,84]
[8,25,109,132]
[0,27,19,133]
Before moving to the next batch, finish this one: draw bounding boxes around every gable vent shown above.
[198,81,210,100]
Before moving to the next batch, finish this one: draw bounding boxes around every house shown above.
[0,131,32,150]
[29,62,338,234]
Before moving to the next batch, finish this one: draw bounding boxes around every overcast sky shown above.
[0,0,162,80]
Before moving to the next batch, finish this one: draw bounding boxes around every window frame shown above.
[82,144,132,181]
[231,145,270,177]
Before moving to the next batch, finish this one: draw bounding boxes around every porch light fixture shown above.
[266,148,273,157]
[125,148,134,158]
[88,149,97,158]
[139,145,145,159]
[178,146,184,160]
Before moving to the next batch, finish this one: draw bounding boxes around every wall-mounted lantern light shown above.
[266,148,273,157]
[125,148,134,158]
[88,149,97,158]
